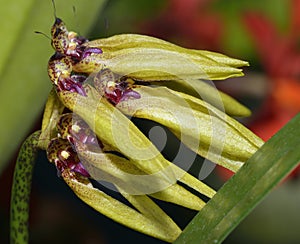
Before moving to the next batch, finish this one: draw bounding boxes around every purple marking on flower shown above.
[93,68,141,105]
[55,160,90,178]
[105,88,123,105]
[73,36,89,46]
[82,47,103,59]
[66,49,81,59]
[74,84,87,96]
[48,138,91,178]
[71,162,91,177]
[120,89,141,101]
[64,35,89,59]
[68,119,102,148]
[55,161,65,177]
[57,76,87,96]
[105,88,141,105]
[56,147,91,178]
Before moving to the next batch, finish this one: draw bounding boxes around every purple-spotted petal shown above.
[82,47,103,59]
[73,162,91,177]
[120,89,141,101]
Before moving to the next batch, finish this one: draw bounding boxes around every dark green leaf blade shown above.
[174,113,300,244]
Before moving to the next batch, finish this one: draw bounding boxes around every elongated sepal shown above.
[61,169,181,242]
[78,147,206,210]
[74,34,248,81]
[153,79,251,117]
[58,86,216,198]
[117,86,264,172]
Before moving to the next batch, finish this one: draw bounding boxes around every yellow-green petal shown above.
[38,89,65,150]
[74,34,247,81]
[58,86,216,197]
[61,169,181,243]
[153,79,251,117]
[117,86,264,172]
[78,147,207,210]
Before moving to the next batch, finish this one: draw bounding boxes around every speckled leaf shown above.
[10,131,41,244]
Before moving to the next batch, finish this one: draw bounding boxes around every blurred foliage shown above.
[212,0,289,62]
[91,0,165,38]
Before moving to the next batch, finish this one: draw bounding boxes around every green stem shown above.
[10,131,41,244]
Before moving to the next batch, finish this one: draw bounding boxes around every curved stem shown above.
[10,131,41,244]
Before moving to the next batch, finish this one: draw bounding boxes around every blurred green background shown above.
[1,0,299,243]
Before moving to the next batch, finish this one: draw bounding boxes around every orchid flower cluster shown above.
[11,17,264,243]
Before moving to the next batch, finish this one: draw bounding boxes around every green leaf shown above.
[0,0,107,174]
[213,0,289,59]
[174,113,300,243]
